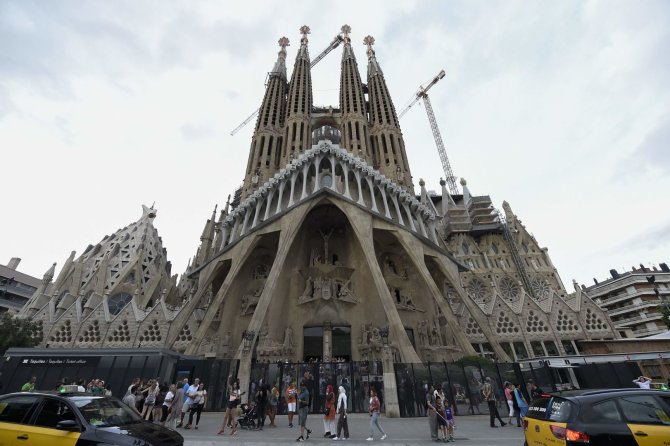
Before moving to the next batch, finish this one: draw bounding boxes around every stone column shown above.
[323,321,332,362]
[381,345,400,417]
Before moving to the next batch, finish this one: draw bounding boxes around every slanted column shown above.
[230,218,240,243]
[329,155,339,193]
[355,172,366,206]
[252,200,263,228]
[365,177,379,213]
[276,182,286,214]
[313,156,321,192]
[416,216,428,238]
[379,185,391,218]
[241,209,251,236]
[301,164,309,200]
[220,224,230,249]
[402,203,416,231]
[343,164,352,199]
[390,194,404,225]
[288,172,297,207]
[264,190,275,220]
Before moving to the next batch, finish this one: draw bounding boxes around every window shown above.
[108,292,132,315]
[544,341,559,356]
[34,399,77,428]
[513,342,528,359]
[586,399,622,423]
[546,397,575,422]
[561,340,576,355]
[618,395,670,425]
[531,341,545,357]
[0,395,39,424]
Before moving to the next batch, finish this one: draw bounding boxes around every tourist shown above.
[444,397,455,442]
[76,378,86,393]
[633,375,652,389]
[123,385,141,415]
[255,382,268,430]
[367,388,387,441]
[161,384,176,426]
[482,377,506,428]
[435,395,448,442]
[218,380,242,436]
[21,376,36,392]
[286,380,298,428]
[335,385,349,440]
[125,377,140,397]
[186,381,207,429]
[512,382,528,422]
[268,382,279,427]
[142,379,159,420]
[168,380,185,428]
[179,378,199,427]
[425,384,438,441]
[323,384,336,438]
[296,381,312,442]
[504,382,515,425]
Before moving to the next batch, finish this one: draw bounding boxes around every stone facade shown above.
[18,27,619,406]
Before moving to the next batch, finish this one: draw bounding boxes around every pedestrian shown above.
[527,379,544,399]
[218,380,242,436]
[323,384,336,438]
[176,377,190,428]
[268,382,279,427]
[123,385,141,415]
[482,377,506,428]
[435,395,448,442]
[142,379,158,420]
[256,382,268,430]
[180,378,199,427]
[367,388,387,441]
[633,376,652,389]
[512,383,528,423]
[296,381,312,442]
[161,384,176,426]
[444,397,456,442]
[186,382,207,429]
[286,380,298,428]
[21,376,36,392]
[168,381,185,429]
[504,382,515,425]
[335,385,349,440]
[425,384,438,441]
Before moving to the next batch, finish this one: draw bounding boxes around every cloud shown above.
[180,123,215,141]
[622,116,670,175]
[618,220,670,252]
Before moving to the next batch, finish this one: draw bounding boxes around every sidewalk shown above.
[178,413,525,446]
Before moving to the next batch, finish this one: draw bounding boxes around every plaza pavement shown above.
[178,413,525,446]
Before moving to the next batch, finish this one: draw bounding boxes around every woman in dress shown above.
[218,380,241,436]
[323,384,336,439]
[167,381,184,428]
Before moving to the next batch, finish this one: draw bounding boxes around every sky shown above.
[1,0,669,288]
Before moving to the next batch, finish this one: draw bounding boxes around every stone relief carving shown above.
[241,288,262,315]
[240,262,270,316]
[256,324,294,359]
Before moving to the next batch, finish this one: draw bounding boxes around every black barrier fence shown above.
[246,361,383,415]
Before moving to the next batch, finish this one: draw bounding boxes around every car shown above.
[0,391,183,446]
[523,388,670,446]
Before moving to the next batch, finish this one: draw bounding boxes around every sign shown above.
[19,357,100,367]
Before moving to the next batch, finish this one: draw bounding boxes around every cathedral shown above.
[18,26,617,387]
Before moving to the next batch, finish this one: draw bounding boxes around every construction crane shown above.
[230,34,345,136]
[398,70,459,195]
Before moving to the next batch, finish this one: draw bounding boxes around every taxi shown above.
[0,391,183,446]
[524,388,670,446]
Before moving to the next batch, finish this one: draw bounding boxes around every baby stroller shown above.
[236,403,257,430]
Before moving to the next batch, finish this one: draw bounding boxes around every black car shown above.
[524,388,670,446]
[0,391,183,446]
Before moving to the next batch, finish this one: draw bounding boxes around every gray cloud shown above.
[180,123,215,141]
[622,116,670,175]
[618,220,670,251]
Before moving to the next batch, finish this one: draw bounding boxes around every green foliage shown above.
[661,305,670,329]
[0,313,41,355]
[455,355,494,367]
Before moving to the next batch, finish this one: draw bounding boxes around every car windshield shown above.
[69,396,142,427]
[527,396,575,422]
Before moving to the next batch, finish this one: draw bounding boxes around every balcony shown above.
[614,312,663,328]
[608,299,663,317]
[597,289,661,307]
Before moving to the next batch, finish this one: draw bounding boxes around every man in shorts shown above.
[296,381,312,442]
[286,380,298,428]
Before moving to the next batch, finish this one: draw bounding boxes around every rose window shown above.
[499,277,520,300]
[466,278,488,302]
[531,277,551,299]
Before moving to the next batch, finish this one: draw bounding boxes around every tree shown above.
[661,305,670,329]
[0,313,41,355]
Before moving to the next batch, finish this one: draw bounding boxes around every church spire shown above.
[280,25,313,165]
[242,37,290,199]
[364,35,414,194]
[339,25,371,162]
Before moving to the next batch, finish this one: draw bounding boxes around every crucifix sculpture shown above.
[319,228,334,264]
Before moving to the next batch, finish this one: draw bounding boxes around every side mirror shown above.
[56,419,80,431]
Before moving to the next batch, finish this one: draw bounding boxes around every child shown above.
[444,398,455,442]
[435,396,448,442]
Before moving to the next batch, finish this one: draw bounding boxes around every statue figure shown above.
[418,320,429,346]
[360,323,369,345]
[429,323,440,346]
[370,327,382,349]
[283,326,294,351]
[222,330,231,346]
[301,276,314,300]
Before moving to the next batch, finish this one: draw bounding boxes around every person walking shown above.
[256,382,268,430]
[21,376,36,392]
[296,381,312,442]
[287,380,298,428]
[504,382,515,425]
[268,382,279,427]
[160,384,176,426]
[334,385,349,440]
[482,377,506,428]
[444,397,456,442]
[512,383,528,425]
[425,384,438,441]
[323,384,336,439]
[185,382,207,429]
[218,380,242,436]
[367,388,387,441]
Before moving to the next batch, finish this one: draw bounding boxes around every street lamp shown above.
[242,329,256,352]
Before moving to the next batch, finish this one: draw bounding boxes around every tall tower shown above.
[242,37,290,199]
[338,25,372,163]
[364,36,414,194]
[280,26,313,165]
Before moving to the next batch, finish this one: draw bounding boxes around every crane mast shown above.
[398,70,458,195]
[230,34,345,136]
